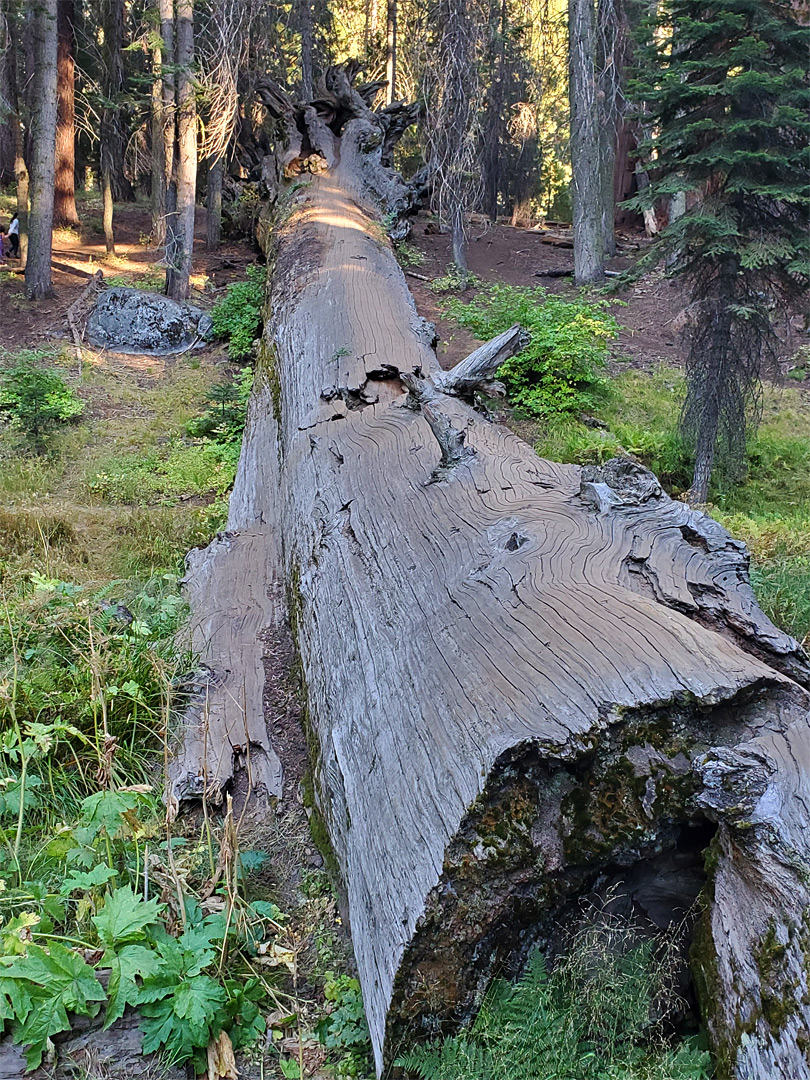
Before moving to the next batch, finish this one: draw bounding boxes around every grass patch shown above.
[85,441,238,505]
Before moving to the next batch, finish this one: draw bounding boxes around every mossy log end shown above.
[173,69,810,1080]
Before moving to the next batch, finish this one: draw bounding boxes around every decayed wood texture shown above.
[167,380,283,810]
[249,119,810,1077]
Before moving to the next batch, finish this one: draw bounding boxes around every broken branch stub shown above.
[433,323,528,399]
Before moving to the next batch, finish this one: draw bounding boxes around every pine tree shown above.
[628,0,810,502]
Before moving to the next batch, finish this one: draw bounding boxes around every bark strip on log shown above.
[168,378,284,811]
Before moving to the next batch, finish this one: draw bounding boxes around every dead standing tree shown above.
[170,65,810,1080]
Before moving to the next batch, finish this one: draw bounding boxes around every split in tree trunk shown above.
[53,0,79,228]
[25,0,58,300]
[170,68,810,1080]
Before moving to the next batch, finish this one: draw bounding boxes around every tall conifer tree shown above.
[629,0,810,501]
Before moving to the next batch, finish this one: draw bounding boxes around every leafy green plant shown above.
[210,266,266,359]
[316,973,373,1077]
[0,354,83,449]
[430,265,479,293]
[395,243,426,269]
[445,284,619,417]
[395,910,712,1080]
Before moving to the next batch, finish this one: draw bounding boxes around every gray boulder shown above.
[85,287,213,355]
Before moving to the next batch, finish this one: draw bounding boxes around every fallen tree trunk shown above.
[174,70,810,1080]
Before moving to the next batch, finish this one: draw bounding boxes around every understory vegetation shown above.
[397,909,711,1080]
[445,285,810,645]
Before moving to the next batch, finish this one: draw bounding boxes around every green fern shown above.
[395,936,713,1080]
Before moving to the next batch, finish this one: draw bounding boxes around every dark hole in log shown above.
[385,730,720,1059]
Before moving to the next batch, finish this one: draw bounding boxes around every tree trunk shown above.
[171,83,810,1080]
[0,11,16,187]
[384,0,396,105]
[165,0,196,301]
[150,3,167,247]
[102,0,134,204]
[53,0,79,228]
[482,0,507,222]
[158,0,175,255]
[25,0,58,300]
[101,150,115,255]
[206,157,223,249]
[569,0,604,283]
[5,1,29,269]
[300,0,313,101]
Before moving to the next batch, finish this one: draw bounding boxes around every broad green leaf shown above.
[60,864,118,896]
[92,887,162,948]
[104,943,162,1028]
[13,993,71,1069]
[80,790,139,838]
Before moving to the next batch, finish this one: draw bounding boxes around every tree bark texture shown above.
[100,0,134,204]
[165,0,196,301]
[150,4,167,247]
[569,0,604,283]
[0,11,16,186]
[53,0,79,228]
[206,157,223,249]
[300,0,313,101]
[26,0,58,300]
[384,0,396,105]
[173,76,810,1080]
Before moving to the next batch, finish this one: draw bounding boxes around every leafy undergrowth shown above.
[445,284,619,417]
[0,334,373,1078]
[397,906,711,1080]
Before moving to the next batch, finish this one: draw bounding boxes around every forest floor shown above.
[0,195,808,1080]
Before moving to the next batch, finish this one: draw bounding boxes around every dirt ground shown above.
[0,202,258,353]
[403,217,690,371]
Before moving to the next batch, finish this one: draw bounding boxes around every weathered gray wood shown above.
[167,379,284,811]
[433,323,527,399]
[245,116,810,1078]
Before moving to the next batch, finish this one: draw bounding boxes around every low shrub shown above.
[210,266,266,359]
[0,353,83,450]
[446,284,619,417]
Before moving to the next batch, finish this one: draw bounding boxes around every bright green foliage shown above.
[395,943,712,1080]
[0,355,84,449]
[0,942,106,1067]
[316,973,373,1076]
[446,284,619,417]
[0,575,187,803]
[0,781,284,1070]
[185,366,254,445]
[210,266,267,359]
